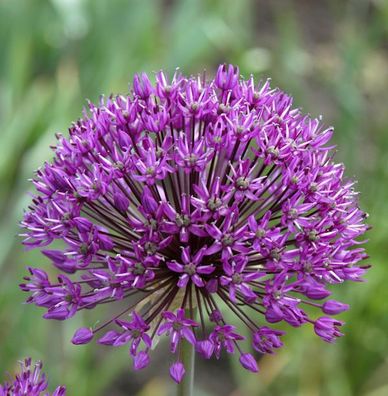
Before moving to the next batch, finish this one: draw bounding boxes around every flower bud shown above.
[71,327,94,345]
[322,300,349,315]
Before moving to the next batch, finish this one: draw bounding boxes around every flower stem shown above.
[177,336,195,396]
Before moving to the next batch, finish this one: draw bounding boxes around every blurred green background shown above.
[1,0,387,395]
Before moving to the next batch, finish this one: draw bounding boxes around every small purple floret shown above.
[314,317,344,342]
[253,327,285,354]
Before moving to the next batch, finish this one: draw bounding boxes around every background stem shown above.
[176,306,196,396]
[177,336,195,396]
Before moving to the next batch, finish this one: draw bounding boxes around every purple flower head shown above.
[20,65,369,379]
[0,358,65,396]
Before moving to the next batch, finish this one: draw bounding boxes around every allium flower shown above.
[0,358,65,396]
[20,64,369,383]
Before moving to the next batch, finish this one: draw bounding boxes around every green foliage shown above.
[1,0,387,395]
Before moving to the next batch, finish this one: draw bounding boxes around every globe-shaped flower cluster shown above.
[20,64,368,382]
[0,358,65,396]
